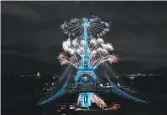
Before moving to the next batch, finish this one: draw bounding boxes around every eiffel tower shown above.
[75,19,97,84]
[74,19,100,109]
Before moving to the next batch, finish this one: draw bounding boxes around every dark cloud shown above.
[1,3,41,22]
[2,1,167,73]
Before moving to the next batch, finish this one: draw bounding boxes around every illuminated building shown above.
[37,72,40,77]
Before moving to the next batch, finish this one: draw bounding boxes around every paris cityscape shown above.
[2,71,165,102]
[2,1,167,115]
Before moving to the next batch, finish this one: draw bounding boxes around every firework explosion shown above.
[58,16,118,69]
[61,15,110,38]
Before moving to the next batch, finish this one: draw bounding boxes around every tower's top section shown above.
[60,15,111,38]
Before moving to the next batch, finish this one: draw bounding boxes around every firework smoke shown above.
[58,37,118,68]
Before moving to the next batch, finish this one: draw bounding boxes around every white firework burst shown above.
[61,15,111,38]
[58,16,118,69]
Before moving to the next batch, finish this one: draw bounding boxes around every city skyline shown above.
[2,1,167,115]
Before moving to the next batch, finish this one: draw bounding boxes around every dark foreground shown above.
[2,74,167,115]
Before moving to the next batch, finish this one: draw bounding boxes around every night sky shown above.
[2,1,167,75]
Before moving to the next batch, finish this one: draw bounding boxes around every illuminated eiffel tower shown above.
[74,19,99,109]
[75,19,97,83]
